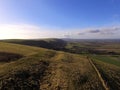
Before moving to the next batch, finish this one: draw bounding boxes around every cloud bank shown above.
[75,26,120,39]
[0,24,69,39]
[0,24,120,39]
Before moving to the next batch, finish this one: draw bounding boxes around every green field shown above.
[91,55,120,67]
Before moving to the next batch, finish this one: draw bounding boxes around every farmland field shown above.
[91,55,120,67]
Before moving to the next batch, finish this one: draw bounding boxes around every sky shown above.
[0,0,120,39]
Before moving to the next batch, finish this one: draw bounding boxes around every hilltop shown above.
[0,42,105,90]
[0,40,120,90]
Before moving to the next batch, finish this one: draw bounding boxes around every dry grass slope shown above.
[0,42,105,90]
[92,59,120,90]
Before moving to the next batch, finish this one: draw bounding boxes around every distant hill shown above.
[1,38,67,50]
[62,38,120,43]
[2,38,120,55]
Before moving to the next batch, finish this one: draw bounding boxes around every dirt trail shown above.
[87,56,109,90]
[39,53,105,90]
[51,52,65,61]
[39,53,68,90]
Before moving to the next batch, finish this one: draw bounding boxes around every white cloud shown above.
[64,26,120,39]
[0,24,120,39]
[0,24,69,39]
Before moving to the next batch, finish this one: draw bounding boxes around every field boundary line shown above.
[87,56,109,90]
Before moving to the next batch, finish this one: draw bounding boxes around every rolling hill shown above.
[0,40,120,90]
[0,42,105,90]
[1,38,67,50]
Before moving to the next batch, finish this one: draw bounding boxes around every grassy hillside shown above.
[65,40,120,90]
[0,42,47,56]
[92,59,120,90]
[2,39,120,55]
[89,53,120,90]
[0,42,104,90]
[1,38,67,50]
[0,41,120,90]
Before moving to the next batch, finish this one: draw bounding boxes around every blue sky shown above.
[0,0,120,39]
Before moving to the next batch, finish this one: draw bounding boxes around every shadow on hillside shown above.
[0,52,23,62]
